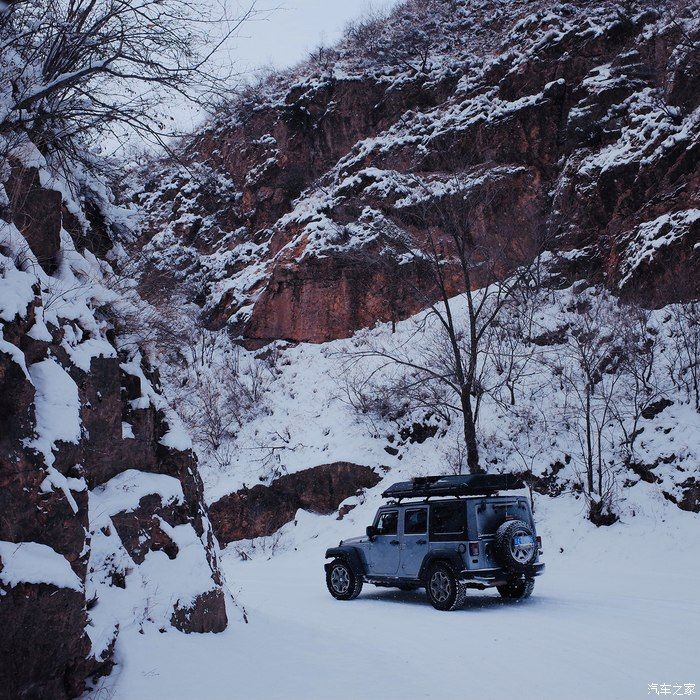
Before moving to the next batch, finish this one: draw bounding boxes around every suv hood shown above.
[340,535,367,545]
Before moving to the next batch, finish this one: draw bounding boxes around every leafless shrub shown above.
[542,290,628,523]
[612,304,667,464]
[211,443,235,472]
[343,0,440,75]
[173,344,276,455]
[667,302,700,411]
[337,366,407,423]
[244,428,308,483]
[179,367,241,452]
[443,438,469,476]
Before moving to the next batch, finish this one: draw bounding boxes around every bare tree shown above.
[0,0,260,157]
[548,291,627,521]
[344,169,547,473]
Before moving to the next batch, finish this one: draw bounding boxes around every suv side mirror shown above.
[366,525,377,540]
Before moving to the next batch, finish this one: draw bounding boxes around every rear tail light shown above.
[468,542,480,557]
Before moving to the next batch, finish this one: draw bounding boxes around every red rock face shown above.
[4,165,62,274]
[139,1,700,344]
[209,463,381,544]
[244,253,443,343]
[110,494,185,565]
[171,588,228,634]
[676,478,700,513]
[0,583,95,699]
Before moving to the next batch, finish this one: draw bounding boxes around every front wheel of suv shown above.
[425,563,466,611]
[497,577,535,600]
[326,559,363,600]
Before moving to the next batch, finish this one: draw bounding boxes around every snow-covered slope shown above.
[86,374,700,699]
[151,283,699,540]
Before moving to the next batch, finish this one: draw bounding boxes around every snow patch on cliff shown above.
[0,541,82,591]
[27,358,81,467]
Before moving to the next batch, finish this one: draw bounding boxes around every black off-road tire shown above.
[326,559,363,600]
[425,562,467,611]
[497,577,535,600]
[494,519,537,573]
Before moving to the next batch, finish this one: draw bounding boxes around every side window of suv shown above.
[375,510,398,536]
[404,508,427,535]
[430,502,466,541]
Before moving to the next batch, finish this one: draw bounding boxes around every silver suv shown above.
[324,474,544,611]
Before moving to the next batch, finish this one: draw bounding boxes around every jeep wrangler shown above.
[324,474,544,611]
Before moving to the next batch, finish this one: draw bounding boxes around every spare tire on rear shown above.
[494,519,537,573]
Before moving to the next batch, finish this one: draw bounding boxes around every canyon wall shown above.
[139,0,699,344]
[0,158,229,698]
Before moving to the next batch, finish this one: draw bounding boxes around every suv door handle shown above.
[416,539,427,545]
[390,540,400,546]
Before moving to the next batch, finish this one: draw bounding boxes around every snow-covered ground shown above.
[95,488,699,700]
[82,282,700,699]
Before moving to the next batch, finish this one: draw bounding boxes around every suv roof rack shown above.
[381,474,525,500]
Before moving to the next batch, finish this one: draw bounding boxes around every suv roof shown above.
[378,494,526,508]
[381,474,525,501]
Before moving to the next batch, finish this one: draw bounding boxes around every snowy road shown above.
[105,497,700,700]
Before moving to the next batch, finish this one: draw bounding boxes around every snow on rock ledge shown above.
[0,540,82,591]
[26,358,81,467]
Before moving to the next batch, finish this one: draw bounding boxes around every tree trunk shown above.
[461,388,482,474]
[585,385,594,493]
[597,433,603,496]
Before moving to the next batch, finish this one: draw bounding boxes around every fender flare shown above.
[418,550,464,582]
[325,546,365,577]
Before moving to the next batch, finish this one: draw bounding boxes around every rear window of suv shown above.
[430,502,466,541]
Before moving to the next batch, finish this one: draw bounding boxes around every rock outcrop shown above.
[209,463,380,544]
[139,0,700,344]
[0,161,228,698]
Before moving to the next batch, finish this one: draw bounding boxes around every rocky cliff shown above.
[139,0,699,344]
[0,149,229,698]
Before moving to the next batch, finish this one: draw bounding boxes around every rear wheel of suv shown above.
[425,562,466,611]
[326,559,363,600]
[494,519,537,573]
[497,577,535,600]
